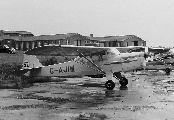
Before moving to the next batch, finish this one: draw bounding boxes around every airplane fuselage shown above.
[28,52,145,77]
[22,45,146,90]
[29,60,102,77]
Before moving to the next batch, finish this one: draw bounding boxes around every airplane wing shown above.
[116,46,170,55]
[25,45,121,57]
[25,45,110,56]
[148,47,170,54]
[116,46,146,53]
[146,61,165,66]
[144,65,174,71]
[25,45,121,74]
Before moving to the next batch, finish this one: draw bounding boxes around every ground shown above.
[0,70,174,120]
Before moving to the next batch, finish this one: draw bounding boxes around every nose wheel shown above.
[105,80,115,90]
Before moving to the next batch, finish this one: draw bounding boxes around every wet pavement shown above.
[0,71,174,120]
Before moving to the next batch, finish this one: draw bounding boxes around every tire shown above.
[165,68,170,75]
[105,80,115,90]
[119,77,128,86]
[171,63,174,66]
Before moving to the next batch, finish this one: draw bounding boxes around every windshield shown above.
[4,45,9,48]
[107,48,121,56]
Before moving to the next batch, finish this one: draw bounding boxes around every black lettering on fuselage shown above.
[70,65,75,72]
[23,61,29,68]
[50,65,75,74]
[59,67,63,73]
[50,68,54,74]
[63,66,69,73]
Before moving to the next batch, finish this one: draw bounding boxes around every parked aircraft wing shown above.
[116,46,146,53]
[144,65,174,71]
[148,47,170,54]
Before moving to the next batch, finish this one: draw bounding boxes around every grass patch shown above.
[0,53,23,65]
[0,53,30,89]
[0,61,31,89]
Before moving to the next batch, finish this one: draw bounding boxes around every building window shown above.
[26,42,29,49]
[132,41,138,46]
[32,42,35,49]
[20,42,23,50]
[55,40,58,45]
[75,40,81,46]
[77,40,81,46]
[126,42,129,47]
[51,41,55,44]
[44,42,48,45]
[38,41,41,47]
[117,42,120,47]
[142,42,145,46]
[16,42,18,49]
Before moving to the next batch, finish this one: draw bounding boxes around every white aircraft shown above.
[21,45,146,90]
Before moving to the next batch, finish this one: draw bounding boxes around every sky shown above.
[0,0,174,47]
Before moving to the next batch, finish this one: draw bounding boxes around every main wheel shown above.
[105,80,115,90]
[165,68,171,75]
[119,77,128,86]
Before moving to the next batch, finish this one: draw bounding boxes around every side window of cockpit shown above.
[106,49,115,55]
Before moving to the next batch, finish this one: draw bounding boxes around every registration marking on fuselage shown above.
[50,65,75,74]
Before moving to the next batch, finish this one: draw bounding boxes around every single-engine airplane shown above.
[21,45,146,90]
[128,46,174,75]
[114,46,174,75]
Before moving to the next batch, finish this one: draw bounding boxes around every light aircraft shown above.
[113,46,174,75]
[20,45,147,90]
[129,46,174,75]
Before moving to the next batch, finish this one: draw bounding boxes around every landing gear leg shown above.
[105,80,115,90]
[113,72,128,86]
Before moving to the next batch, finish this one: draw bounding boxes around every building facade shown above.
[87,35,146,47]
[0,30,146,51]
[0,31,91,51]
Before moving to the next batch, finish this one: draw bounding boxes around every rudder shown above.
[22,54,43,70]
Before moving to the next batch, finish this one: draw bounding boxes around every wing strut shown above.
[76,50,105,74]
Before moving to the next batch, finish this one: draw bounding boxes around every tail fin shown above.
[22,54,43,70]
